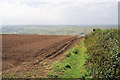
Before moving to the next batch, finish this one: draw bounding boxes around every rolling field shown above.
[2,25,116,35]
[2,34,80,77]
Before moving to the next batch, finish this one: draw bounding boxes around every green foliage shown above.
[66,51,72,57]
[73,47,80,54]
[84,29,120,78]
[47,28,119,78]
[93,29,102,32]
[2,72,19,78]
[47,40,88,78]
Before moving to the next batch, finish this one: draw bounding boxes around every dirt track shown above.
[2,34,79,72]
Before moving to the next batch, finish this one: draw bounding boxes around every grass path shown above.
[47,39,88,78]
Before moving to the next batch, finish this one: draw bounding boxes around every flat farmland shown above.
[2,34,78,74]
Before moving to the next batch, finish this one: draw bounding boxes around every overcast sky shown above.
[0,0,119,25]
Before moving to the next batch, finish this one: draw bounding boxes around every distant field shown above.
[2,25,117,35]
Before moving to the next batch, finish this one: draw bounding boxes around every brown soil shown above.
[2,34,82,78]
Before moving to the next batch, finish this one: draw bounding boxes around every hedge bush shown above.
[84,29,120,78]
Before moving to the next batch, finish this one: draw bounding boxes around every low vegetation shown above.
[2,28,119,79]
[48,28,120,78]
[47,39,89,78]
[84,29,119,78]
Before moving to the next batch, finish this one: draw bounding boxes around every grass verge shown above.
[47,39,89,78]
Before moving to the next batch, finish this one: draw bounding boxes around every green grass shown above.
[3,28,119,78]
[2,72,19,78]
[47,39,89,78]
[48,28,120,78]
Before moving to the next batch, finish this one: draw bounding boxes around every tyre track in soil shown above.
[2,34,78,72]
[33,37,77,65]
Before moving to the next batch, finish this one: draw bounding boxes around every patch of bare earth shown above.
[2,34,82,78]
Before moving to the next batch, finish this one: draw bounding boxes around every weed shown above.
[48,39,88,78]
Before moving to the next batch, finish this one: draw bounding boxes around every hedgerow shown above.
[84,29,120,78]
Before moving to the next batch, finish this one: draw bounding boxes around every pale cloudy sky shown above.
[0,0,119,25]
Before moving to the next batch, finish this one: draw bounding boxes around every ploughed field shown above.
[2,34,78,72]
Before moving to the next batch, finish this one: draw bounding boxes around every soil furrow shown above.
[2,34,78,72]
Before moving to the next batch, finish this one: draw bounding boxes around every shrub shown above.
[66,51,71,57]
[84,29,120,78]
[73,48,80,54]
